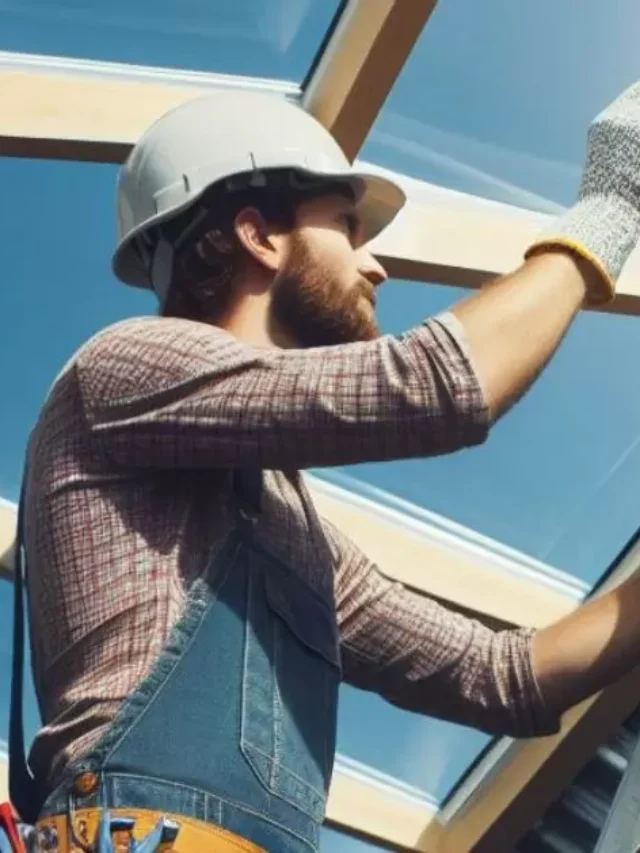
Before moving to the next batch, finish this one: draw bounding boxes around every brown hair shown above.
[159,183,295,322]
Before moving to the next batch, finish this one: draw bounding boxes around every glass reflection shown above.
[365,0,640,209]
[0,0,342,80]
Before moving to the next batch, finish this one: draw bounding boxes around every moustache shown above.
[358,278,377,307]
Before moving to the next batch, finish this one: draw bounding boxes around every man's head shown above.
[161,174,388,347]
[112,90,406,344]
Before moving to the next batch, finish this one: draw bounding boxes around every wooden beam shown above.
[436,674,640,853]
[2,57,640,313]
[308,478,585,629]
[327,756,442,851]
[474,671,640,852]
[0,502,15,582]
[367,170,640,316]
[303,0,439,161]
[0,760,7,803]
[438,535,640,852]
[0,53,297,162]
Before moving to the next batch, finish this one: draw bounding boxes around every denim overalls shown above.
[12,470,342,852]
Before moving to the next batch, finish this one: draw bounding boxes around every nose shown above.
[357,246,388,287]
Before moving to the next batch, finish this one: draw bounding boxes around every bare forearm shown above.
[532,573,640,715]
[452,251,599,421]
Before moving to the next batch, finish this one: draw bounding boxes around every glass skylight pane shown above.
[321,827,390,852]
[0,0,342,80]
[337,685,490,803]
[0,159,153,501]
[363,0,640,211]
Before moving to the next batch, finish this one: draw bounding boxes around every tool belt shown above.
[33,808,265,852]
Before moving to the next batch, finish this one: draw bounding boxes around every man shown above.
[15,84,640,852]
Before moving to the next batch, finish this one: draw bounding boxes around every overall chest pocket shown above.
[240,550,341,823]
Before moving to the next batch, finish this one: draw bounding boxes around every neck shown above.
[217,291,296,349]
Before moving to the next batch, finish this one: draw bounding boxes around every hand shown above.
[526,80,640,305]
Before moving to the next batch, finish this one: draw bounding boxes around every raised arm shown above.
[77,81,640,471]
[75,312,489,470]
[71,257,605,473]
[453,79,640,420]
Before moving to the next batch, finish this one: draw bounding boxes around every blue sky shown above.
[2,2,640,849]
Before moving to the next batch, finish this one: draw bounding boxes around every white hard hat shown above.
[112,90,406,301]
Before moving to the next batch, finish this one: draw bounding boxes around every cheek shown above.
[312,233,358,286]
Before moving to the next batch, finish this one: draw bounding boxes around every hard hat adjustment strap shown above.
[146,206,209,304]
[150,236,174,306]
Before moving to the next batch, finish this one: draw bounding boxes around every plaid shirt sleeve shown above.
[325,519,560,738]
[76,312,488,469]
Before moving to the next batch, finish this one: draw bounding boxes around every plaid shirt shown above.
[25,313,558,787]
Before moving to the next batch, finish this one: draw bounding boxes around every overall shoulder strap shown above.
[8,466,263,824]
[8,476,42,824]
[232,469,263,526]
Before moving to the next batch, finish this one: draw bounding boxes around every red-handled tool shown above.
[0,803,26,853]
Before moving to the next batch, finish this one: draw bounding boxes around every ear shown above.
[233,207,288,273]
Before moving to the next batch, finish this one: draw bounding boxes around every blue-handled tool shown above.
[94,812,180,852]
[135,817,179,852]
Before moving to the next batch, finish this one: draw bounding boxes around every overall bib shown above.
[12,471,342,852]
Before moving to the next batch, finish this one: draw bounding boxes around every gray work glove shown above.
[526,81,640,305]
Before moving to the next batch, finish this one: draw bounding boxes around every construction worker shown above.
[11,81,640,852]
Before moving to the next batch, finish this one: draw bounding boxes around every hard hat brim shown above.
[112,167,406,291]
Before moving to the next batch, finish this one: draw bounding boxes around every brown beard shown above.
[270,234,379,348]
